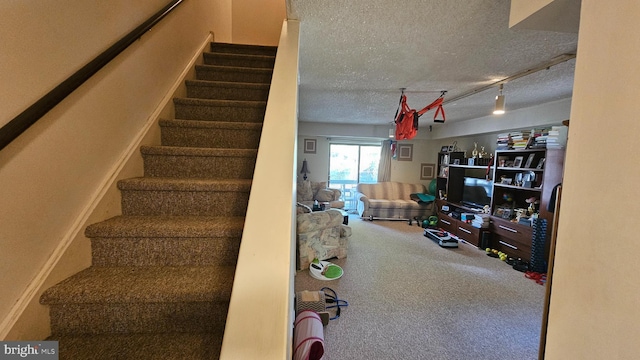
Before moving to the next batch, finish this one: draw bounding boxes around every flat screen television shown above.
[461,177,493,209]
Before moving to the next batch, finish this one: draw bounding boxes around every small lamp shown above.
[493,84,505,115]
[300,159,310,180]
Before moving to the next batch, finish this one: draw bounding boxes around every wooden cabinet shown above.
[436,151,492,203]
[456,221,483,247]
[435,199,489,247]
[434,146,564,264]
[490,148,564,262]
[436,151,464,200]
[490,217,533,260]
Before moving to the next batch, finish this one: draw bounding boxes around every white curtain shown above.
[377,140,392,182]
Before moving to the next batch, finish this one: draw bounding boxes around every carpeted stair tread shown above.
[203,52,275,68]
[140,145,257,158]
[195,64,273,83]
[210,42,277,56]
[173,97,267,122]
[173,98,266,108]
[159,118,262,131]
[159,119,262,149]
[40,266,234,304]
[195,64,273,76]
[204,52,275,60]
[118,177,252,192]
[185,79,270,90]
[48,333,222,360]
[85,215,245,238]
[185,80,270,101]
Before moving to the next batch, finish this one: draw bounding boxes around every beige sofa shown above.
[355,182,434,220]
[296,209,351,270]
[296,180,344,213]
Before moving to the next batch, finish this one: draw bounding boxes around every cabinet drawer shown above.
[437,215,457,234]
[493,233,531,261]
[456,222,480,246]
[490,217,532,240]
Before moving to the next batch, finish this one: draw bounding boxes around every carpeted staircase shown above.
[40,42,277,359]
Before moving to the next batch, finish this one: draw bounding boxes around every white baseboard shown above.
[0,32,213,340]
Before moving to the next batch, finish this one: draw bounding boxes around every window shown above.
[329,143,381,210]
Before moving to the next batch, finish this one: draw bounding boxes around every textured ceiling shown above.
[287,0,579,128]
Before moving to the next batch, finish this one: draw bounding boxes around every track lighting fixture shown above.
[389,127,395,138]
[493,84,505,115]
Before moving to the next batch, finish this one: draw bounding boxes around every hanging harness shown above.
[394,92,446,140]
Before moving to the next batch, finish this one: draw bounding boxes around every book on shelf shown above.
[471,214,490,228]
[500,126,565,149]
[496,133,513,150]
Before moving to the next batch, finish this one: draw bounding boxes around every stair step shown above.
[41,266,234,304]
[173,98,266,122]
[210,42,277,56]
[203,52,275,69]
[41,266,234,334]
[48,333,223,360]
[86,215,245,238]
[141,145,257,179]
[185,80,270,101]
[118,178,252,216]
[159,119,262,149]
[195,64,273,83]
[86,215,244,267]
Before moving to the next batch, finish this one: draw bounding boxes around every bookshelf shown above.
[489,148,565,262]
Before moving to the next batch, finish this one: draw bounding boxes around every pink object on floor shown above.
[293,310,325,360]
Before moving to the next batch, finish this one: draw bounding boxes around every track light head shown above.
[493,84,505,115]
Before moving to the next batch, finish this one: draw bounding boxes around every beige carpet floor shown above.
[295,215,545,360]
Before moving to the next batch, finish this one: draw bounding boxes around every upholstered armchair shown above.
[296,209,351,270]
[296,180,345,213]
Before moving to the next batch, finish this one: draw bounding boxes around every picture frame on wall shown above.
[420,163,436,180]
[397,144,413,161]
[303,139,317,154]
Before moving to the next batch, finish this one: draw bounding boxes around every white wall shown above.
[232,0,286,46]
[0,0,231,340]
[545,1,640,358]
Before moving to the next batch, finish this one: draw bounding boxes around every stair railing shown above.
[0,0,184,152]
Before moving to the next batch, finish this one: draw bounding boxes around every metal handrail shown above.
[0,0,184,151]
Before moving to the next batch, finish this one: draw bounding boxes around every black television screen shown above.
[461,177,493,208]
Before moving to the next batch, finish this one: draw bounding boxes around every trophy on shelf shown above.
[479,146,487,158]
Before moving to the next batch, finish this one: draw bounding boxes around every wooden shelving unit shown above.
[489,148,565,262]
